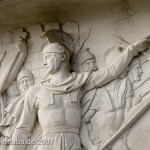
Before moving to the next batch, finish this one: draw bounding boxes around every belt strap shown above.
[43,126,79,135]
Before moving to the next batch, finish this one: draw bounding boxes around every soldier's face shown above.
[43,53,62,74]
[131,64,143,81]
[82,59,98,72]
[19,77,34,94]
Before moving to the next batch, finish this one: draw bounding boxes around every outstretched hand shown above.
[132,35,150,53]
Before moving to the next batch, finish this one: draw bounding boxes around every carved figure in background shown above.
[128,58,143,84]
[97,56,147,150]
[112,58,143,150]
[17,69,34,95]
[77,48,98,73]
[133,53,150,106]
[0,31,28,122]
[80,46,133,150]
[128,58,143,106]
[0,69,34,149]
[77,48,98,118]
[10,30,150,150]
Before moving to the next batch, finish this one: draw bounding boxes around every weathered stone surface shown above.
[0,1,150,149]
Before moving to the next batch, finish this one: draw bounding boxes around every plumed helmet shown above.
[41,29,75,62]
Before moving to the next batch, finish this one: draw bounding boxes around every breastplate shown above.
[36,89,81,129]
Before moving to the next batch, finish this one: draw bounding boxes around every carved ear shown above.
[61,54,66,62]
[59,46,66,61]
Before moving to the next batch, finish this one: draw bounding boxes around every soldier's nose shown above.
[23,80,27,86]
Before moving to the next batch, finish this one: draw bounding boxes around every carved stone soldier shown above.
[80,46,134,150]
[77,48,98,119]
[0,30,28,122]
[10,29,150,150]
[17,69,35,95]
[0,69,34,150]
[128,58,143,106]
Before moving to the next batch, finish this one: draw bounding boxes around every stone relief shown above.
[0,29,28,123]
[0,69,34,149]
[80,46,134,150]
[0,23,149,150]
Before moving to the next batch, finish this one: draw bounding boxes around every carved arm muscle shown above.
[85,37,150,91]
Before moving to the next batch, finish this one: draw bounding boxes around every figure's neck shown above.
[128,74,135,84]
[50,65,70,85]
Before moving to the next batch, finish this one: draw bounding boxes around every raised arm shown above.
[84,37,150,91]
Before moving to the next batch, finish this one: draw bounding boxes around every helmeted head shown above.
[17,69,34,94]
[77,48,98,72]
[42,42,70,74]
[128,58,143,82]
[41,29,74,75]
